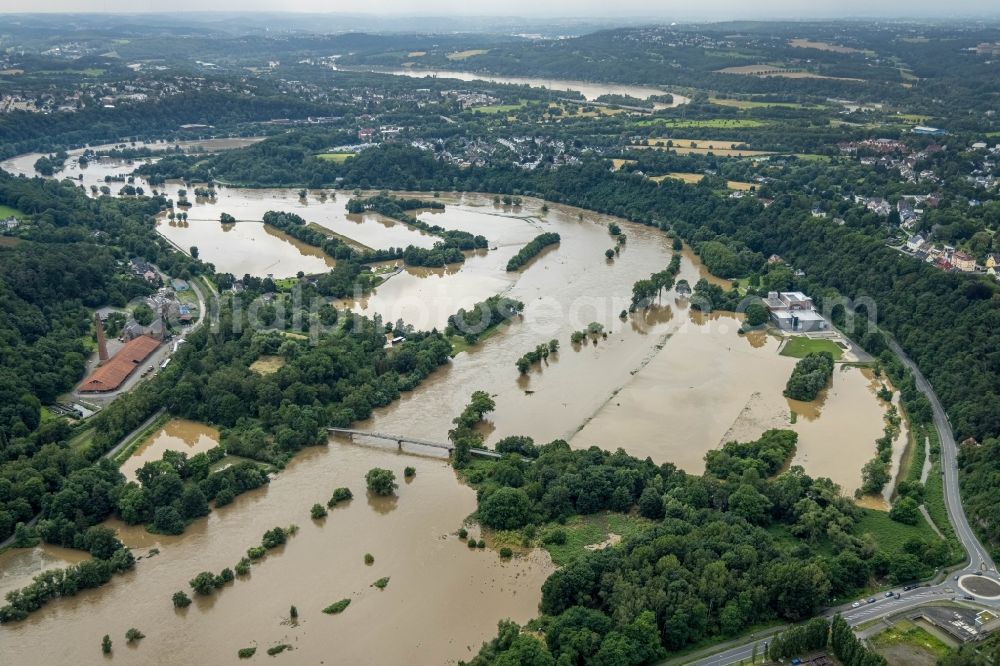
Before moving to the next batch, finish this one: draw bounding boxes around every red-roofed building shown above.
[79,335,161,393]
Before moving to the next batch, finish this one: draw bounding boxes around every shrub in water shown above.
[323,599,351,614]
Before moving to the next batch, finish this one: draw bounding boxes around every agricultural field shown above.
[446,49,489,60]
[788,38,867,54]
[708,97,821,110]
[471,101,527,114]
[611,158,636,171]
[654,172,704,184]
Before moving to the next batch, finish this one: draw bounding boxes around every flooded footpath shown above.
[2,443,553,665]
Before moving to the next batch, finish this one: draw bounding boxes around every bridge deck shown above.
[327,427,501,459]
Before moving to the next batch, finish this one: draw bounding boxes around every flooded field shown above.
[158,215,338,278]
[2,443,553,665]
[119,419,221,481]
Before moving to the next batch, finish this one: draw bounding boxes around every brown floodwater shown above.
[157,214,337,278]
[0,160,897,658]
[119,419,221,481]
[331,195,892,498]
[574,310,890,495]
[1,443,554,665]
[0,545,89,598]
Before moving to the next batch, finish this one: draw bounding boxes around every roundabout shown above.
[958,574,1000,599]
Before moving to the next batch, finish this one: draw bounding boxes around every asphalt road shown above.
[887,338,996,574]
[678,338,999,666]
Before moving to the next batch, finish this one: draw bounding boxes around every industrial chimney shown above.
[94,312,109,364]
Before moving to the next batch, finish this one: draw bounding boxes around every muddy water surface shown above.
[2,443,553,665]
[575,309,890,494]
[119,419,221,481]
[0,152,898,659]
[0,545,89,598]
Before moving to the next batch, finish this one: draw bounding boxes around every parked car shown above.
[867,598,876,604]
[852,602,861,608]
[963,595,976,601]
[884,591,894,597]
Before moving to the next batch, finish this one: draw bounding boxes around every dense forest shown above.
[460,427,944,664]
[784,352,836,401]
[0,174,207,544]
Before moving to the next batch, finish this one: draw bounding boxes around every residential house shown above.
[952,251,976,272]
[986,254,999,275]
[906,233,926,252]
[1,215,18,229]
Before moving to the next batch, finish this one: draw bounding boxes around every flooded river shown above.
[0,136,263,183]
[2,443,553,665]
[0,148,899,662]
[340,65,692,109]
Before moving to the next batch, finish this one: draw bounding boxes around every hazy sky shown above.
[1,1,998,18]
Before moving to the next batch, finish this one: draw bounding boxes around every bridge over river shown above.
[327,427,502,459]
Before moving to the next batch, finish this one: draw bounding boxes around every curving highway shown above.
[675,338,999,666]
